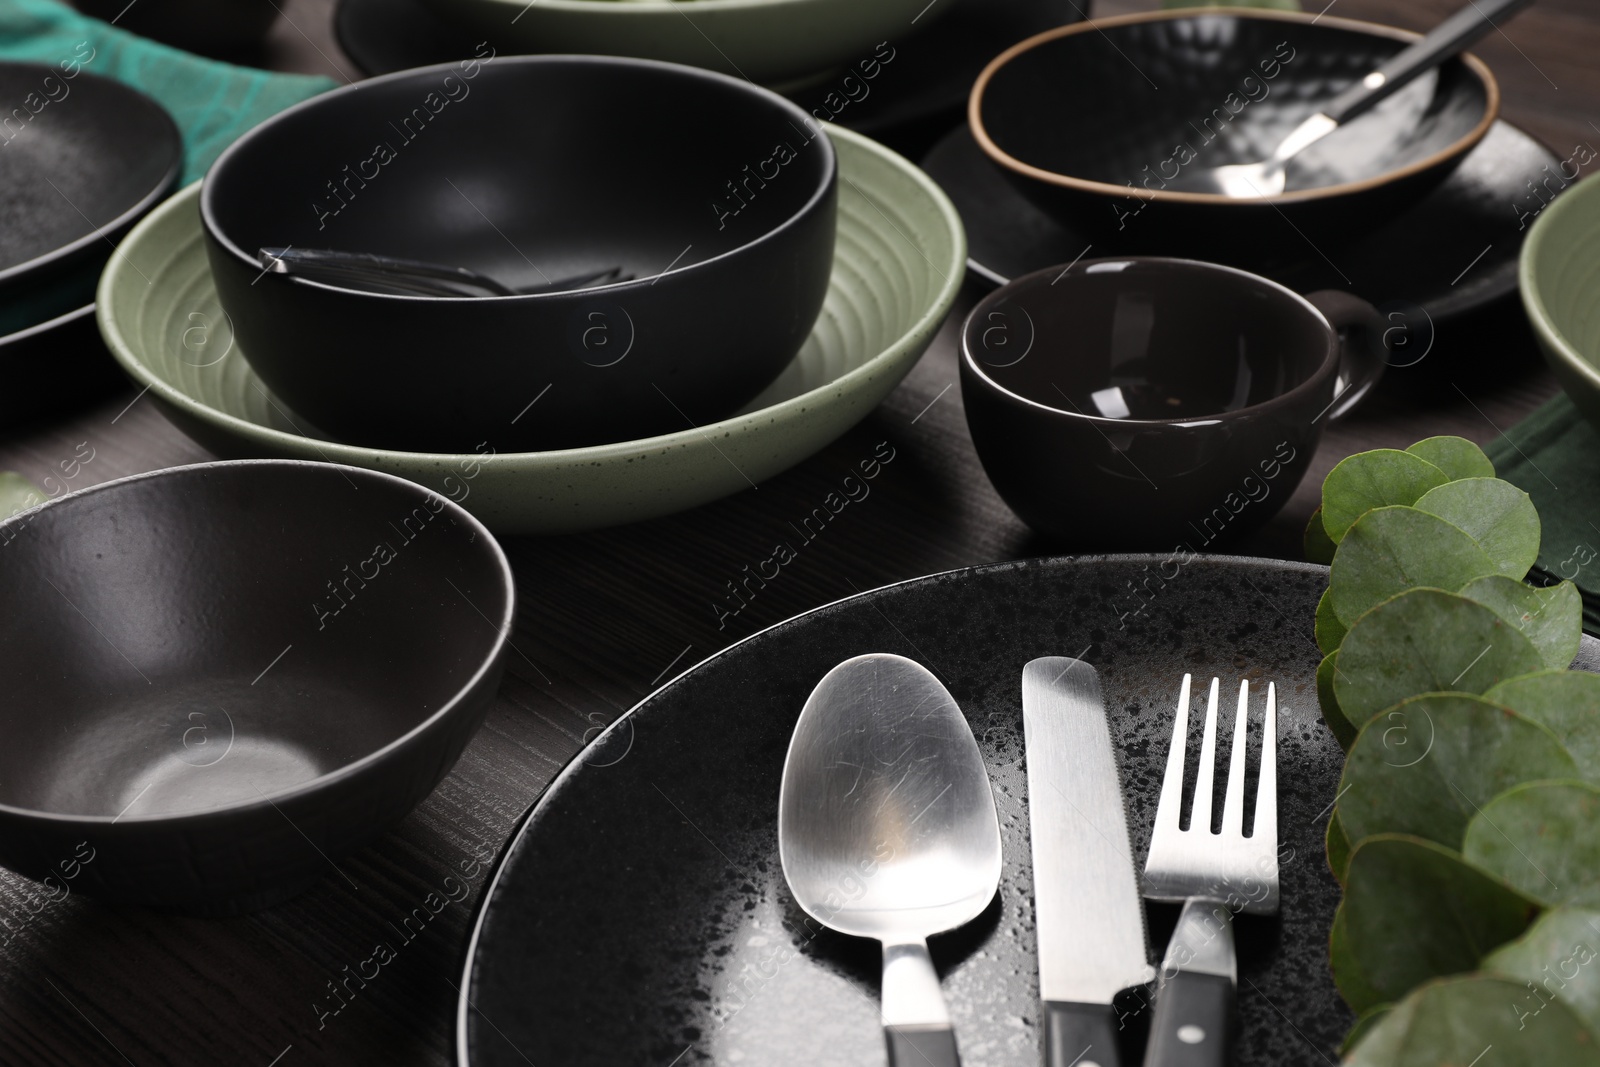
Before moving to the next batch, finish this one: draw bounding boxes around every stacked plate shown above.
[98,117,965,533]
[0,61,180,421]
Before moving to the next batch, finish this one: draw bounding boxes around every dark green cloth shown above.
[0,0,336,185]
[1485,393,1600,634]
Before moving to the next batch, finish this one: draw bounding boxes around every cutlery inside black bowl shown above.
[258,246,631,298]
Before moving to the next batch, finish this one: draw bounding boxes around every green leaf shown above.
[1414,477,1541,579]
[0,471,45,520]
[1344,974,1600,1066]
[1484,907,1600,1033]
[1340,835,1540,1010]
[1321,449,1450,543]
[1328,808,1352,884]
[1328,507,1498,626]
[1331,901,1390,1015]
[1464,781,1600,907]
[1315,587,1346,655]
[1340,1003,1395,1058]
[1318,650,1357,750]
[1488,670,1600,781]
[1333,588,1545,727]
[1339,693,1578,849]
[1405,435,1496,481]
[1460,575,1582,671]
[1305,507,1337,565]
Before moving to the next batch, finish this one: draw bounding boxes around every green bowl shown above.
[96,125,965,535]
[1522,173,1600,428]
[417,0,931,86]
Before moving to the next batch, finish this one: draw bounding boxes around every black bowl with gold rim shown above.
[969,9,1498,271]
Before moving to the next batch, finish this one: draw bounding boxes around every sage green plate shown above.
[1523,174,1600,430]
[96,125,965,535]
[416,0,935,87]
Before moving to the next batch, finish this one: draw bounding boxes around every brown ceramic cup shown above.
[960,257,1385,550]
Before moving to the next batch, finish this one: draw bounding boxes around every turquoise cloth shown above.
[0,0,336,184]
[1485,393,1600,635]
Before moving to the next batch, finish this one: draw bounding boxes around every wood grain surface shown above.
[1,0,1595,1063]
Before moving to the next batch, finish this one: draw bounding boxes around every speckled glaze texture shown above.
[0,460,513,914]
[460,556,1351,1067]
[926,121,1560,322]
[97,126,965,535]
[971,12,1495,270]
[0,65,180,293]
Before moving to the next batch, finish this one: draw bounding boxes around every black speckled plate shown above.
[922,121,1564,323]
[458,556,1352,1067]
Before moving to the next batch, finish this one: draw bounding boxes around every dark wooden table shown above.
[2,1,1595,1063]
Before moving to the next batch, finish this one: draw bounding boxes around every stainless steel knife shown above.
[1023,657,1156,1067]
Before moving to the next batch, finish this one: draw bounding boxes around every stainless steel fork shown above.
[1141,676,1279,1067]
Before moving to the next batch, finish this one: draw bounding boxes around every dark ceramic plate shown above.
[333,0,1086,157]
[458,555,1355,1067]
[0,63,181,295]
[923,121,1562,323]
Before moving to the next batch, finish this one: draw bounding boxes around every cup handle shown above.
[1304,290,1386,423]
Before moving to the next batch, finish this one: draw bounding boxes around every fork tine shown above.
[1254,682,1278,845]
[1221,680,1250,836]
[1153,674,1192,831]
[1189,678,1221,833]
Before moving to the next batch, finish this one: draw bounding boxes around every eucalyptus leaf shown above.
[1315,587,1346,655]
[1414,477,1541,579]
[1340,835,1540,1010]
[1339,1003,1395,1058]
[1305,507,1336,565]
[1328,507,1498,626]
[1460,575,1582,671]
[1333,588,1545,727]
[1405,436,1496,481]
[1318,650,1357,750]
[1464,781,1600,907]
[1328,809,1352,884]
[1343,974,1600,1067]
[1331,901,1389,1016]
[0,471,44,520]
[1488,670,1600,781]
[1484,906,1600,1033]
[1339,693,1578,849]
[1321,449,1450,543]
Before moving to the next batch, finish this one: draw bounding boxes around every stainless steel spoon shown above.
[258,246,631,298]
[1176,0,1534,198]
[778,653,1002,1067]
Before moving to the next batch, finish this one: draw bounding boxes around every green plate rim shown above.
[1521,173,1600,390]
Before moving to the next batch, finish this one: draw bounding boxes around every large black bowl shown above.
[202,55,838,453]
[969,10,1497,270]
[0,460,513,914]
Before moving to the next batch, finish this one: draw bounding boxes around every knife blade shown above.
[1023,656,1156,1067]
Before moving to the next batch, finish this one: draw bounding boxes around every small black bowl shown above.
[0,460,513,913]
[202,55,838,453]
[969,10,1497,270]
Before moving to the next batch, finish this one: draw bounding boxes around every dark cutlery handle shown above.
[1322,0,1535,124]
[887,1025,961,1067]
[1043,1000,1121,1067]
[1141,972,1234,1067]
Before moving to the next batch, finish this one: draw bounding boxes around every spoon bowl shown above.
[779,653,1001,1065]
